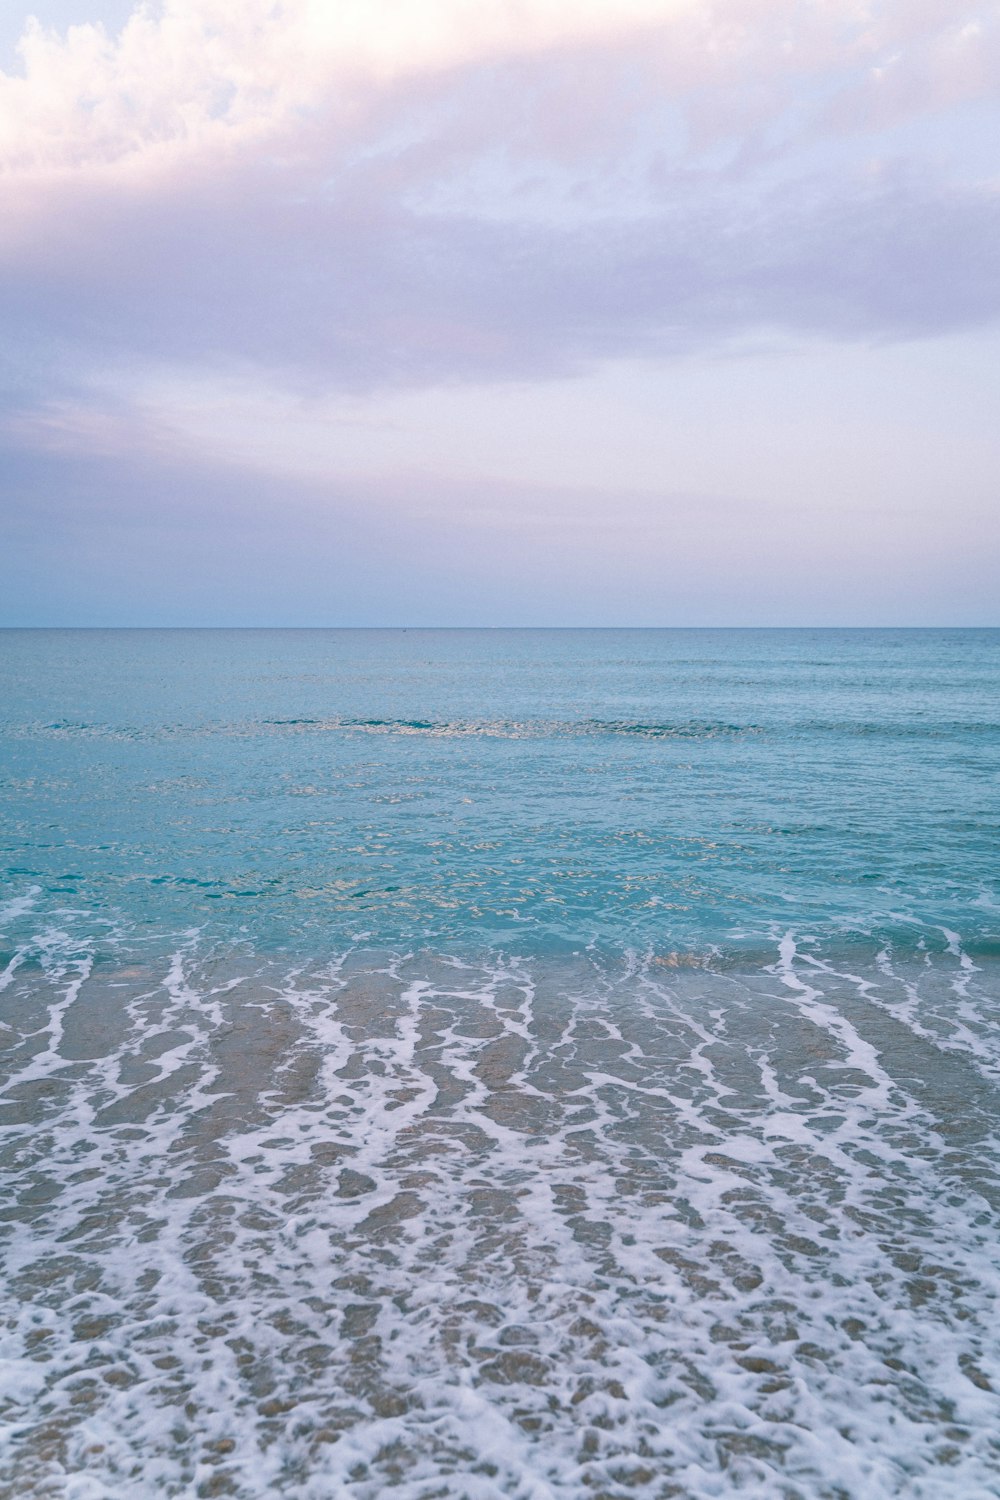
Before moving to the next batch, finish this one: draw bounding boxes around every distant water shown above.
[1,628,998,1498]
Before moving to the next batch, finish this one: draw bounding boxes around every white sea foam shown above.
[1,932,999,1497]
[0,885,41,931]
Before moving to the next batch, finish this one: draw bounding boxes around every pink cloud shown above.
[0,0,997,415]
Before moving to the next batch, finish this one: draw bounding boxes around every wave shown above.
[5,713,997,744]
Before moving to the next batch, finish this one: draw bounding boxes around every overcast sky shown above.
[2,0,998,625]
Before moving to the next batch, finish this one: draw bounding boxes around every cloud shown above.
[824,12,1000,134]
[3,2,992,181]
[1,0,998,415]
[0,0,698,179]
[2,141,998,402]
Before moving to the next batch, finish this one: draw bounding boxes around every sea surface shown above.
[1,627,998,1499]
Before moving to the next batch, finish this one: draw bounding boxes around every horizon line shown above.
[2,624,998,633]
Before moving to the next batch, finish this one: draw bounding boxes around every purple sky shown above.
[2,0,998,624]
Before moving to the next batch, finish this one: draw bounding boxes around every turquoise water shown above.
[1,628,997,961]
[1,629,999,1499]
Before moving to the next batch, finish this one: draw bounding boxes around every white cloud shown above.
[1,0,998,412]
[0,0,702,177]
[6,1,995,178]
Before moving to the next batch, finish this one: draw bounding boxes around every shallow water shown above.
[1,630,998,1497]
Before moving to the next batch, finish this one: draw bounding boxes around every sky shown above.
[1,0,998,626]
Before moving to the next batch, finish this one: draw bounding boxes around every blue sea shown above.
[1,628,998,1498]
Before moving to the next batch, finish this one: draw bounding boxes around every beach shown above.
[1,628,998,1497]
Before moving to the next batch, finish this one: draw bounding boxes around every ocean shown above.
[1,627,998,1498]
